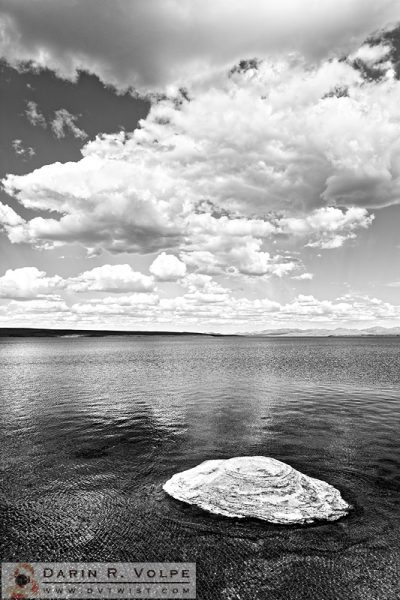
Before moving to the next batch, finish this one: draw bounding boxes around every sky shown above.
[1,0,400,333]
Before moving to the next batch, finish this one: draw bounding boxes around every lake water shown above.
[0,336,399,599]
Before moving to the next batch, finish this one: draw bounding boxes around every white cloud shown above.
[72,293,159,317]
[68,264,155,293]
[182,213,296,276]
[278,294,399,321]
[0,267,64,299]
[4,298,70,322]
[149,253,186,281]
[51,108,87,140]
[24,102,87,140]
[0,202,25,229]
[0,0,399,91]
[1,3,399,330]
[2,266,399,330]
[278,207,373,249]
[5,51,394,266]
[0,265,156,300]
[2,154,186,253]
[3,20,400,298]
[293,272,314,280]
[12,139,35,158]
[25,100,46,127]
[349,43,392,67]
[181,273,230,303]
[221,240,294,277]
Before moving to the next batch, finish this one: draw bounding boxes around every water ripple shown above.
[1,336,400,599]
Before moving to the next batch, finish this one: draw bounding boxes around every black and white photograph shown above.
[1,1,400,598]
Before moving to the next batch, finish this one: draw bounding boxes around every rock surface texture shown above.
[163,456,351,524]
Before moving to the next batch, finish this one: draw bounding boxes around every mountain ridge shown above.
[240,326,400,337]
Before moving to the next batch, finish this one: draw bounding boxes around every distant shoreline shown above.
[0,327,224,338]
[0,327,399,338]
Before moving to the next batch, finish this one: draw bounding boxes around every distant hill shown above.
[0,327,222,338]
[241,326,400,337]
[1,326,399,339]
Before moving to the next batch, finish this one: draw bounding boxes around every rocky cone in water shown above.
[163,456,351,524]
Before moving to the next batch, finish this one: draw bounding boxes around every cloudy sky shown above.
[1,0,400,333]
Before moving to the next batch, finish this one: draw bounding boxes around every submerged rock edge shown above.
[163,456,351,525]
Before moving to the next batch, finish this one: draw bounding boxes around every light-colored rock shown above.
[163,456,351,524]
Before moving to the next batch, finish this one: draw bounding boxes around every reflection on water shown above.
[0,336,400,599]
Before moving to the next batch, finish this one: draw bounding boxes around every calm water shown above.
[0,336,399,599]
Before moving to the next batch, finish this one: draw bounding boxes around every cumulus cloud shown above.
[181,213,296,276]
[3,7,400,305]
[0,267,64,299]
[5,50,399,265]
[2,55,383,259]
[0,264,156,300]
[0,0,399,90]
[25,100,46,127]
[293,273,314,281]
[278,294,399,321]
[3,283,400,331]
[51,108,87,140]
[181,273,230,303]
[149,253,186,281]
[72,293,159,318]
[0,202,24,229]
[68,264,155,293]
[1,154,185,253]
[349,42,393,67]
[12,139,35,158]
[278,207,373,249]
[0,262,398,331]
